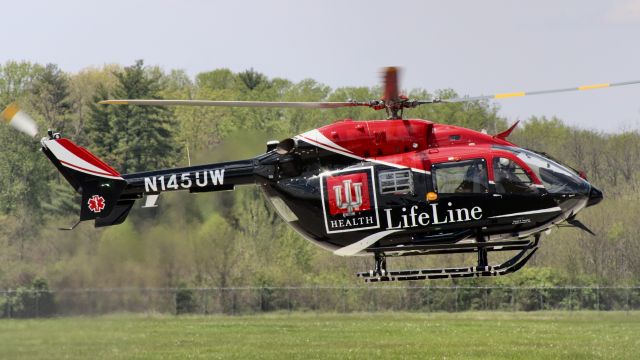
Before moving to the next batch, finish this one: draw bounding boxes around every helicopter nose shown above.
[587,186,603,207]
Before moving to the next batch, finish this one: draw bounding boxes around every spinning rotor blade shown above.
[1,102,38,137]
[99,72,640,117]
[436,80,640,103]
[99,99,369,109]
[382,67,400,102]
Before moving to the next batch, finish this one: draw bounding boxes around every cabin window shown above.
[378,170,414,194]
[492,157,537,194]
[432,159,488,194]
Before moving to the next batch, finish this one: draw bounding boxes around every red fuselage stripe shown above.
[298,136,429,173]
[300,135,355,155]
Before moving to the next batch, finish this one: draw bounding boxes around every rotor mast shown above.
[378,67,428,119]
[382,67,403,119]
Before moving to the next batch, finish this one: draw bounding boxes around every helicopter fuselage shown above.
[39,117,604,280]
[258,118,602,256]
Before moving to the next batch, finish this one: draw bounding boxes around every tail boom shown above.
[122,159,256,196]
[42,135,261,228]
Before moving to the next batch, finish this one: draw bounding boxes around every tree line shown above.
[0,59,639,295]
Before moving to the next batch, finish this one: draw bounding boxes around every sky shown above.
[4,0,640,132]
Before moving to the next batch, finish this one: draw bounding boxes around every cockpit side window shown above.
[432,159,488,194]
[492,157,538,194]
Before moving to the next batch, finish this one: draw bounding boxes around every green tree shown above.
[86,60,177,173]
[30,63,72,133]
[68,64,121,142]
[0,61,42,105]
[196,68,237,91]
[84,84,119,164]
[238,68,268,91]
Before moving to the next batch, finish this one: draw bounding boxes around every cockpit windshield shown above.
[493,146,590,195]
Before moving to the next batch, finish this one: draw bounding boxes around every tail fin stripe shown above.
[58,159,123,180]
[56,139,120,176]
[44,139,122,179]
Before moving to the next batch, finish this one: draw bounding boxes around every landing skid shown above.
[357,233,540,282]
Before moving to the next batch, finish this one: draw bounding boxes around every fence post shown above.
[455,286,459,312]
[484,287,488,311]
[626,288,630,312]
[92,289,98,315]
[232,289,236,316]
[510,287,515,312]
[342,286,347,313]
[596,287,600,311]
[173,289,177,315]
[313,286,318,312]
[373,287,378,311]
[35,290,39,318]
[202,289,207,315]
[3,291,8,319]
[568,288,573,311]
[539,288,543,311]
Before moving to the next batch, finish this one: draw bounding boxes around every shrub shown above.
[1,277,56,318]
[175,286,197,314]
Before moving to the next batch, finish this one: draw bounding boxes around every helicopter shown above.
[3,67,638,282]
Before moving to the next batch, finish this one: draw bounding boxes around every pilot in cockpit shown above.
[455,162,488,193]
[494,157,536,194]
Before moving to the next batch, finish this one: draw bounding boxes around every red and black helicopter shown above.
[3,68,638,282]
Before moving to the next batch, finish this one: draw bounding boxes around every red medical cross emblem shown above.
[88,195,106,213]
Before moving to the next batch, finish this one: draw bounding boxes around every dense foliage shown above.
[1,59,639,292]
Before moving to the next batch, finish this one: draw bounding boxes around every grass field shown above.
[1,312,639,359]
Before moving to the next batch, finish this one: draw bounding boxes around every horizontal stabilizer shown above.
[142,194,159,208]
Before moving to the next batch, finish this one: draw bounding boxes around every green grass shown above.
[0,312,639,359]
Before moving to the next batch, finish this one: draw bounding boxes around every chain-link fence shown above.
[2,286,640,318]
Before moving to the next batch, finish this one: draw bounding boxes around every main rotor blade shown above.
[99,99,369,109]
[382,67,400,102]
[436,79,640,103]
[1,102,38,137]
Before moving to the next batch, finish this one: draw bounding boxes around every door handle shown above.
[493,194,503,198]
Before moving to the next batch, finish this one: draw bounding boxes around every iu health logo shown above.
[322,167,380,233]
[327,173,370,216]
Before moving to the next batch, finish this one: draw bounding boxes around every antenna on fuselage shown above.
[186,143,191,167]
